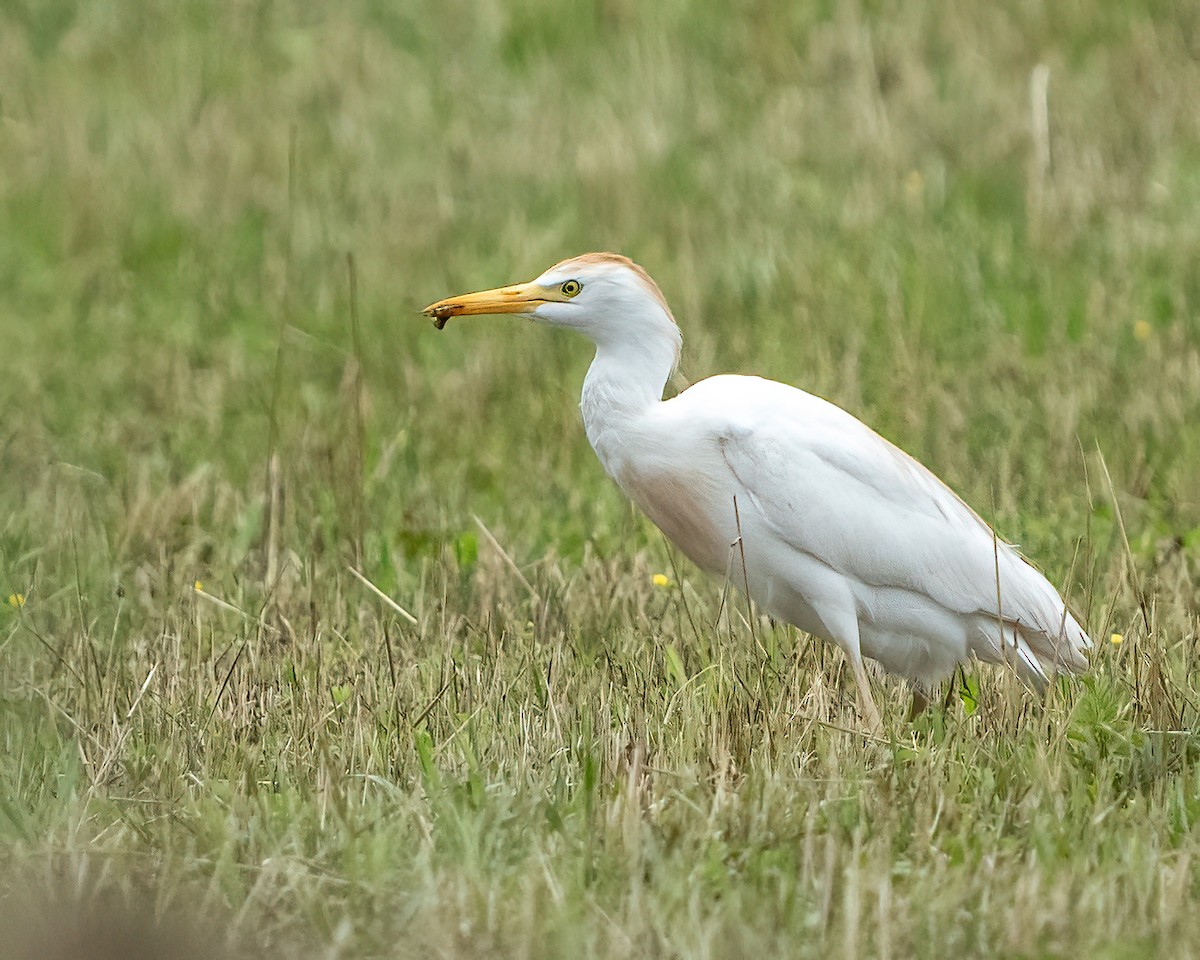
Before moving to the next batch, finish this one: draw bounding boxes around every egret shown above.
[424,253,1091,725]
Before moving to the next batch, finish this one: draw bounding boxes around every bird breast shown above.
[606,431,739,577]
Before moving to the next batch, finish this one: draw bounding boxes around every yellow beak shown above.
[423,281,553,329]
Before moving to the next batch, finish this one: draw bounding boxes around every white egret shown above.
[424,253,1091,725]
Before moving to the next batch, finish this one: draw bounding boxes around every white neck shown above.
[579,316,681,466]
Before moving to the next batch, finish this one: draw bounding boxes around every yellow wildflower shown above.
[6,593,25,608]
[1133,320,1152,342]
[652,573,672,588]
[1110,633,1124,645]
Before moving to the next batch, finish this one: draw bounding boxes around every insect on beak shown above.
[422,282,551,329]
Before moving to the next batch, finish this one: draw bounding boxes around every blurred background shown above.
[3,0,1199,570]
[2,0,1199,956]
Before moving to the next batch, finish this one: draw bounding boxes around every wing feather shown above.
[675,376,1090,675]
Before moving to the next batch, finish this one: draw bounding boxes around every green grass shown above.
[2,0,1200,956]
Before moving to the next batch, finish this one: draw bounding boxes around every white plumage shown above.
[425,252,1091,724]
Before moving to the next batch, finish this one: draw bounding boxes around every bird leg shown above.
[942,674,959,712]
[849,654,883,732]
[908,687,930,722]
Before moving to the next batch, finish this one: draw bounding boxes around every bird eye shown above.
[560,280,582,298]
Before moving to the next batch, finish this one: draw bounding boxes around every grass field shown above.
[3,0,1200,956]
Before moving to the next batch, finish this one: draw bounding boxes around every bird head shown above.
[423,252,677,345]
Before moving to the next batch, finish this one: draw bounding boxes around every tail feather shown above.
[987,545,1092,687]
[1021,611,1091,675]
[975,610,1091,691]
